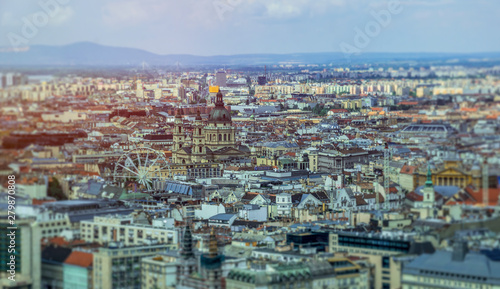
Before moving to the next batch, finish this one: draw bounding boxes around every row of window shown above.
[40,221,67,227]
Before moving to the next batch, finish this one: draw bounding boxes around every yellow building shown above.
[414,159,481,189]
[141,255,177,289]
[341,99,363,110]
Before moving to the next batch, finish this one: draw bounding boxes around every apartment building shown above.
[93,243,175,289]
[80,215,179,246]
[329,231,420,289]
[318,148,370,175]
[141,254,178,289]
[0,217,41,289]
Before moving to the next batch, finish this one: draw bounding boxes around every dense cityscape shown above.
[1,1,500,289]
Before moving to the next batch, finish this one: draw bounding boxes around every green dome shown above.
[209,92,231,123]
[208,106,231,123]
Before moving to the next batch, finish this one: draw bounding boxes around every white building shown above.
[276,193,292,217]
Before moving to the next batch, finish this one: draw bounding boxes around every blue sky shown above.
[1,0,499,55]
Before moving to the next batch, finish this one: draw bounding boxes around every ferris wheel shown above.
[113,147,171,191]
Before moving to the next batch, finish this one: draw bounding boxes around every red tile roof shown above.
[462,185,500,206]
[400,165,417,175]
[406,191,423,202]
[398,101,418,106]
[329,109,349,113]
[64,251,93,268]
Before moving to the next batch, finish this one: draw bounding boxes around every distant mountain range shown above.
[1,42,500,67]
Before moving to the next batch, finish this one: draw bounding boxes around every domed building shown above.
[172,91,251,166]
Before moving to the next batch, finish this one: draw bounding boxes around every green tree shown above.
[48,177,67,200]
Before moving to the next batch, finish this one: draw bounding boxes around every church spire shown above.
[215,92,224,107]
[425,162,433,188]
[181,222,194,259]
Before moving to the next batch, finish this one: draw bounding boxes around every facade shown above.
[141,255,178,289]
[172,92,251,165]
[215,71,227,87]
[276,193,292,217]
[318,148,370,174]
[414,159,482,189]
[0,217,41,289]
[63,251,93,289]
[80,215,178,246]
[41,245,72,289]
[329,231,414,289]
[93,243,174,289]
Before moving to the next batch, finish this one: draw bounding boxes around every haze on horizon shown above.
[1,0,499,56]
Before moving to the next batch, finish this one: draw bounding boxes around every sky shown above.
[0,0,499,56]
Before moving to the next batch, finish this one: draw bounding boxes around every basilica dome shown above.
[208,92,231,123]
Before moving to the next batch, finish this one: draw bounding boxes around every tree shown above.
[48,177,67,200]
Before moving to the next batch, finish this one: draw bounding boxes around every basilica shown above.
[172,91,251,165]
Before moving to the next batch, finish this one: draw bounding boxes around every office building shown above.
[0,217,41,289]
[93,243,175,289]
[402,241,500,289]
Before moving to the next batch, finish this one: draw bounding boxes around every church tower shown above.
[173,108,185,163]
[176,223,198,288]
[422,163,435,208]
[192,110,206,163]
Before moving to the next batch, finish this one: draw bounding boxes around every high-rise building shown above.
[0,217,41,289]
[93,243,174,289]
[215,71,227,87]
[329,231,435,289]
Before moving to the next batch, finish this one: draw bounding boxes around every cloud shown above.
[401,0,454,6]
[0,2,73,27]
[101,0,171,26]
[48,6,74,26]
[0,11,16,27]
[238,0,347,20]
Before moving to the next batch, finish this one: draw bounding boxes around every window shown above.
[382,256,390,268]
